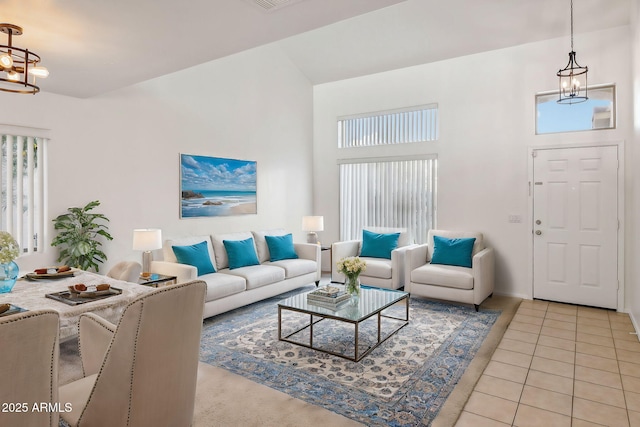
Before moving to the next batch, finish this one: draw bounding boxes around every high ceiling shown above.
[0,0,631,98]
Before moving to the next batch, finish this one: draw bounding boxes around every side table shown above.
[138,274,177,288]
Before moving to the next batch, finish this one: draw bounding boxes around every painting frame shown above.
[180,153,257,218]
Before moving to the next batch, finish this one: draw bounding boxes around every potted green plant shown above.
[51,200,113,272]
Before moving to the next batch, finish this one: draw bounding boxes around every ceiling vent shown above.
[250,0,305,11]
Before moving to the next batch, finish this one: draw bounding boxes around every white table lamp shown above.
[302,216,323,244]
[133,229,162,278]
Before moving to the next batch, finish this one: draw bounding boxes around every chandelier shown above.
[557,0,588,104]
[0,23,49,95]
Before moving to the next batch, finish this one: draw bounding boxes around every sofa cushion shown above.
[199,271,246,301]
[172,241,216,276]
[212,232,255,270]
[219,265,285,290]
[360,229,400,259]
[224,238,260,269]
[431,236,476,268]
[252,229,287,263]
[360,257,393,280]
[267,259,315,279]
[163,235,215,265]
[411,264,474,290]
[265,234,298,262]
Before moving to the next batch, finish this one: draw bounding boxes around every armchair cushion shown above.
[360,257,393,280]
[431,236,476,268]
[223,238,260,269]
[411,264,474,290]
[265,234,298,261]
[172,241,216,275]
[360,229,400,259]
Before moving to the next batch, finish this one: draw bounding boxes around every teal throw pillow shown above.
[430,236,476,268]
[359,229,400,259]
[223,238,260,269]
[265,234,298,262]
[172,241,216,276]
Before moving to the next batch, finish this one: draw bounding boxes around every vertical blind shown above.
[339,158,437,244]
[1,133,47,254]
[338,104,438,148]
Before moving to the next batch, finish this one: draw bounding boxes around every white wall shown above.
[313,26,633,303]
[3,44,314,274]
[629,0,640,329]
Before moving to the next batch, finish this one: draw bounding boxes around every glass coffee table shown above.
[278,285,409,362]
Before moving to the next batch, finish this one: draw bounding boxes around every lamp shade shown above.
[132,229,162,251]
[302,216,324,232]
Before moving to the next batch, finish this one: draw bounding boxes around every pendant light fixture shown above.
[0,23,49,95]
[557,0,588,104]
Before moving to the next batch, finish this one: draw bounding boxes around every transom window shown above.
[536,84,616,134]
[338,104,439,148]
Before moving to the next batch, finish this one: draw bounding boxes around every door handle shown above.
[535,230,542,235]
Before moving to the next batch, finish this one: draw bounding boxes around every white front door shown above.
[532,146,618,309]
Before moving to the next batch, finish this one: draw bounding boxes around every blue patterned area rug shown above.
[200,285,501,426]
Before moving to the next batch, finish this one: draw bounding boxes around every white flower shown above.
[0,232,19,264]
[337,256,367,277]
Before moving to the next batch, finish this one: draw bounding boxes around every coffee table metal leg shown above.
[278,306,282,340]
[355,322,359,361]
[309,314,313,347]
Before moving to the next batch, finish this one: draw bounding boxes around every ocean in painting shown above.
[180,154,257,218]
[181,190,257,217]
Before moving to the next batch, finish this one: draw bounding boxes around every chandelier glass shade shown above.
[0,23,48,95]
[557,0,588,104]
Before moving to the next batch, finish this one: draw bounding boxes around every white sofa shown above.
[405,230,494,311]
[331,227,415,290]
[150,230,321,318]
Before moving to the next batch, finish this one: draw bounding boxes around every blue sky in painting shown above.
[181,154,256,192]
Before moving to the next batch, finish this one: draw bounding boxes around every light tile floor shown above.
[455,300,640,427]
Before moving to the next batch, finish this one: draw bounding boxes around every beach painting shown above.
[180,154,257,218]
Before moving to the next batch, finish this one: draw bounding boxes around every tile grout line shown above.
[610,311,633,427]
[513,302,547,426]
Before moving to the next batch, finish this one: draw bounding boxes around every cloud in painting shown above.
[181,154,256,192]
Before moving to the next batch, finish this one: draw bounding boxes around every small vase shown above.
[0,261,19,293]
[345,275,360,305]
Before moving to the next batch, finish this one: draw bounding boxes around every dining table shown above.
[0,270,154,340]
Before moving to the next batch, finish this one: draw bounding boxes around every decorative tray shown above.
[45,287,123,306]
[0,304,27,317]
[25,270,76,281]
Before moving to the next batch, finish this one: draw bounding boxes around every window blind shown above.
[339,157,437,244]
[1,133,47,254]
[338,104,438,148]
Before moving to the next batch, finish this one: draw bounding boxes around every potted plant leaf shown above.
[51,200,113,272]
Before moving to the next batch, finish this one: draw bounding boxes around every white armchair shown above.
[106,260,142,282]
[405,230,494,311]
[331,227,415,290]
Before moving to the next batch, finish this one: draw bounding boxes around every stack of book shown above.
[307,285,350,309]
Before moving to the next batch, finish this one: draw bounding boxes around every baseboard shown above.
[629,311,640,343]
[493,290,530,300]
